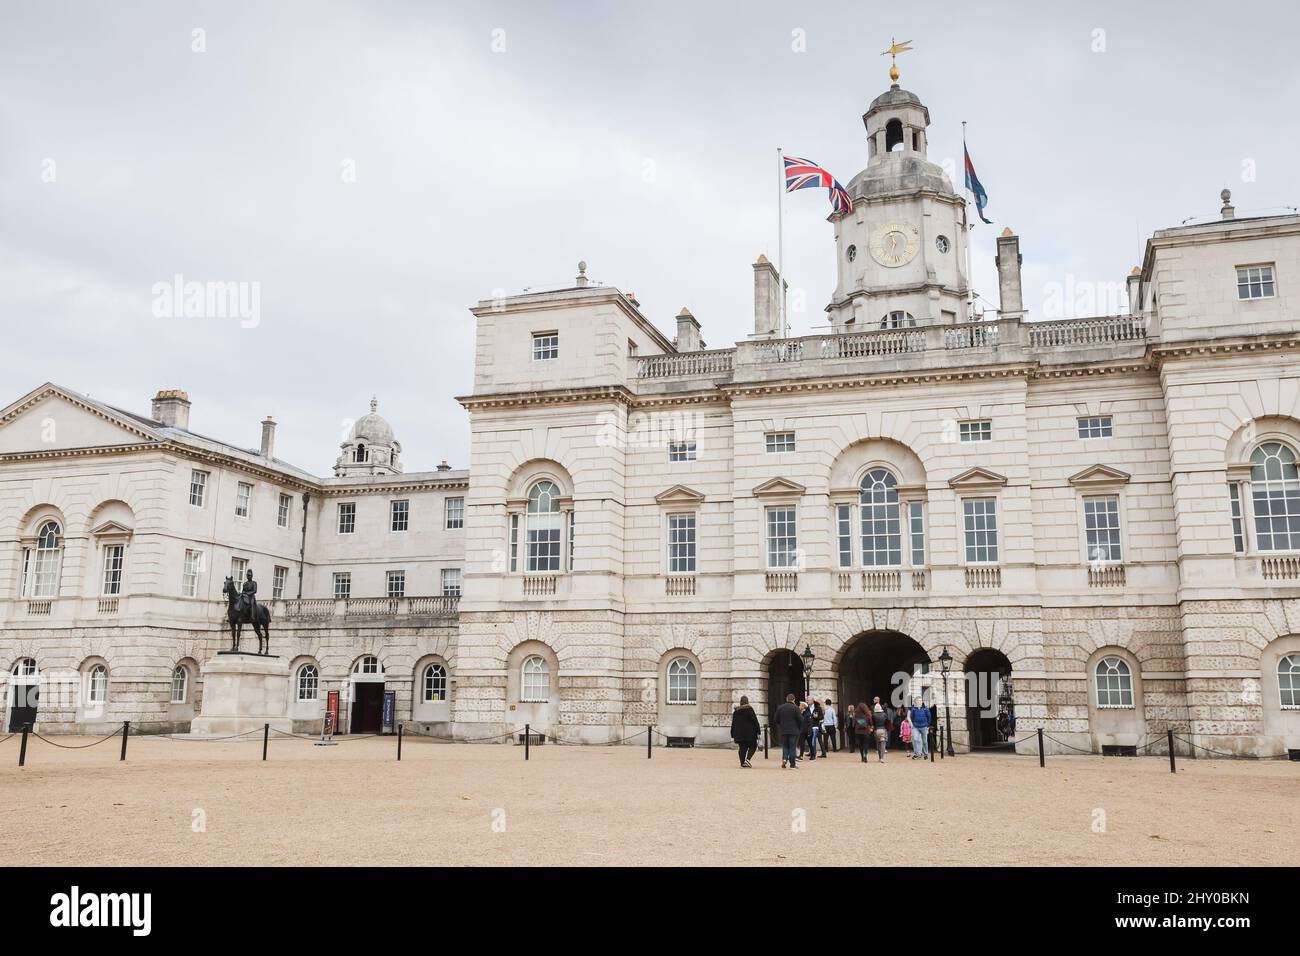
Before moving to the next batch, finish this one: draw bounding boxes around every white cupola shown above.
[334,397,403,477]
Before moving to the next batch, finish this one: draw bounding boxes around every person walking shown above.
[821,699,837,755]
[852,703,873,762]
[775,693,802,769]
[730,695,761,768]
[806,697,822,760]
[909,695,931,760]
[900,710,912,754]
[871,696,890,762]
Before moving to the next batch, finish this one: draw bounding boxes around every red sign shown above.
[324,690,340,735]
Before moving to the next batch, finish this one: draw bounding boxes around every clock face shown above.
[869,221,920,267]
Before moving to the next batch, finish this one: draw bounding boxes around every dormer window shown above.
[1237,264,1276,300]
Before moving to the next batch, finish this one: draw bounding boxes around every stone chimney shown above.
[260,416,276,459]
[675,308,702,352]
[151,389,191,429]
[753,254,784,338]
[994,228,1024,320]
[1220,188,1235,220]
[1126,266,1143,316]
[436,460,451,472]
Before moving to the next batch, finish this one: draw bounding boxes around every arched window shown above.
[1095,656,1134,709]
[86,664,108,705]
[296,664,319,701]
[170,666,188,703]
[885,118,904,152]
[423,663,447,702]
[352,656,381,676]
[1279,654,1300,709]
[859,469,902,566]
[1249,442,1300,552]
[12,658,36,678]
[23,520,62,598]
[525,480,562,573]
[355,443,367,463]
[521,655,549,702]
[880,311,915,329]
[666,657,698,705]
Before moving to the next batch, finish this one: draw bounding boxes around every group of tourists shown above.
[729,693,936,768]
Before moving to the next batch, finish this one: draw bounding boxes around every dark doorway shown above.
[965,648,1013,749]
[766,649,805,732]
[837,631,931,715]
[7,683,38,732]
[350,682,384,733]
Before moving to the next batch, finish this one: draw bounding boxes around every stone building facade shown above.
[3,79,1299,755]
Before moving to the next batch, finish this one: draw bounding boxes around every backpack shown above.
[854,714,870,731]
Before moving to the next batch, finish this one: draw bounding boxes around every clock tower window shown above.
[886,119,905,152]
[881,311,916,329]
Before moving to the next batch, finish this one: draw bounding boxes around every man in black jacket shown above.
[775,693,803,769]
[730,696,761,768]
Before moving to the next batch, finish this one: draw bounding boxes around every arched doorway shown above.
[7,658,39,731]
[965,648,1014,749]
[836,631,931,715]
[765,649,805,732]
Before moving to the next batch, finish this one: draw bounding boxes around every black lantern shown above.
[938,645,955,757]
[801,643,816,674]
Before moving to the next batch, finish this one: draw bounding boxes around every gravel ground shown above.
[1,733,1295,866]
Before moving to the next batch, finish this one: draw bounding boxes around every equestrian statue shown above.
[223,569,272,654]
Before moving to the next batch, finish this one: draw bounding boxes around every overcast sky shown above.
[2,0,1297,474]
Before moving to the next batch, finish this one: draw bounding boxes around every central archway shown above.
[836,631,931,715]
[964,648,1014,749]
[765,649,805,733]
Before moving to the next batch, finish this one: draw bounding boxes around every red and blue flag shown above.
[783,155,853,217]
[963,141,992,224]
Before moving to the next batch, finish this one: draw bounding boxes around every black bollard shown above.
[397,723,403,762]
[1168,729,1176,774]
[647,725,652,759]
[262,723,269,761]
[524,723,530,761]
[763,725,769,760]
[18,724,29,767]
[938,723,944,759]
[1037,727,1045,768]
[120,720,130,761]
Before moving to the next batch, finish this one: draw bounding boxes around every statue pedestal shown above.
[190,653,293,736]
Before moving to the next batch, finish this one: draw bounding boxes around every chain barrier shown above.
[31,728,123,750]
[1172,733,1294,761]
[0,732,17,745]
[151,729,266,742]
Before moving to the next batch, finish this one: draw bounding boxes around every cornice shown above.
[722,363,1039,398]
[1149,333,1300,362]
[457,384,636,411]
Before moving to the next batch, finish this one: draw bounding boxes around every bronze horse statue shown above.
[223,576,271,654]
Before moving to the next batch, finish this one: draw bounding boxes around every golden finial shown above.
[881,38,914,86]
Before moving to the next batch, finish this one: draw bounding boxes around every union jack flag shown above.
[783,155,853,217]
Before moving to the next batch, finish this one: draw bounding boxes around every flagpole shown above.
[961,121,976,321]
[776,146,786,338]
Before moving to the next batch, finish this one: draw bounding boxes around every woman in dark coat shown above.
[730,696,761,768]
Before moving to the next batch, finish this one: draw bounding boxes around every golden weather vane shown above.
[881,37,914,85]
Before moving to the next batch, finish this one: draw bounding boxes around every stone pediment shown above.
[0,384,160,456]
[90,520,135,537]
[654,484,706,505]
[1068,464,1131,488]
[752,477,807,498]
[947,467,1007,491]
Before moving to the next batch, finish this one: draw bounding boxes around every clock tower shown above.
[827,70,971,330]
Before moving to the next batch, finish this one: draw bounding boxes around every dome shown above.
[866,85,925,115]
[351,398,395,444]
[847,153,956,200]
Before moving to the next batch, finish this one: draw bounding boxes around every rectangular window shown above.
[1077,416,1114,439]
[445,497,464,530]
[532,332,559,360]
[1229,484,1245,554]
[390,499,409,532]
[909,502,925,566]
[962,498,999,564]
[182,549,203,597]
[959,420,992,442]
[567,510,575,571]
[765,431,796,454]
[337,502,356,534]
[101,545,124,596]
[277,493,292,528]
[668,441,697,462]
[836,504,853,569]
[189,470,208,507]
[272,565,288,599]
[386,570,406,598]
[860,487,902,568]
[1252,466,1300,552]
[1083,495,1123,563]
[668,514,697,574]
[1236,264,1276,300]
[509,514,519,573]
[766,506,799,569]
[441,568,462,596]
[333,572,351,600]
[230,557,249,582]
[234,482,252,518]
